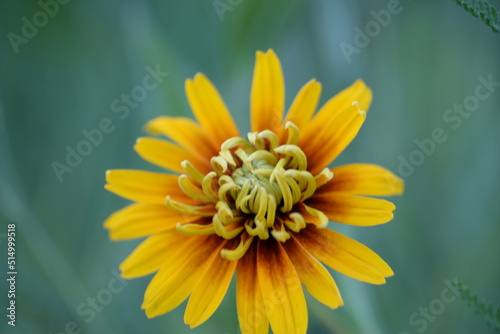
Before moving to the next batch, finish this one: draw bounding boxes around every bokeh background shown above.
[1,0,500,333]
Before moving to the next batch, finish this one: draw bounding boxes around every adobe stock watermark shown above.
[397,74,499,179]
[399,278,463,334]
[48,269,128,334]
[7,0,72,54]
[339,0,409,63]
[213,0,244,21]
[51,64,168,182]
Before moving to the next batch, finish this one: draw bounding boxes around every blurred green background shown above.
[1,0,500,333]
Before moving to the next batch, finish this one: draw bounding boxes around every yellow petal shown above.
[284,237,343,309]
[142,235,221,318]
[145,116,219,159]
[301,79,372,141]
[295,225,393,284]
[257,239,308,334]
[317,164,404,196]
[184,239,238,328]
[304,103,366,175]
[134,137,210,174]
[185,73,239,149]
[119,231,190,278]
[278,79,322,142]
[251,49,285,133]
[307,193,395,226]
[236,241,269,334]
[104,202,199,240]
[105,169,187,204]
[286,79,322,127]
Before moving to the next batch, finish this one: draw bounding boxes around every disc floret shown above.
[166,122,333,260]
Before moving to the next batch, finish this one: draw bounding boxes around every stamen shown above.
[285,176,302,204]
[234,148,252,170]
[274,171,294,213]
[285,121,300,145]
[221,137,253,152]
[178,175,211,203]
[176,222,215,236]
[245,217,269,240]
[283,170,316,200]
[172,121,329,249]
[269,158,288,184]
[284,212,306,232]
[266,194,277,228]
[220,235,254,261]
[220,149,237,166]
[247,187,259,213]
[247,150,277,168]
[201,172,219,202]
[301,203,329,228]
[274,145,307,170]
[256,130,279,151]
[271,223,291,243]
[234,180,251,212]
[255,187,268,220]
[214,215,245,239]
[218,176,237,203]
[315,168,334,188]
[164,196,215,217]
[248,130,277,151]
[211,156,228,174]
[181,160,205,185]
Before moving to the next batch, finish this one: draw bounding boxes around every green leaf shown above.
[448,279,500,331]
[452,0,500,32]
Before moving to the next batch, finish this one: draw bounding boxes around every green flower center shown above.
[166,122,333,260]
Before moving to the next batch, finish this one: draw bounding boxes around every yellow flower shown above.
[104,49,404,334]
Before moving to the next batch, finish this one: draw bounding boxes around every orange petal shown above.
[134,137,211,174]
[104,202,199,240]
[294,225,393,284]
[303,103,367,175]
[301,79,372,142]
[184,239,238,328]
[145,116,219,160]
[185,73,239,149]
[257,238,308,334]
[104,169,187,204]
[251,50,285,133]
[119,231,191,278]
[307,193,395,226]
[283,237,343,309]
[142,235,222,318]
[317,163,404,196]
[236,240,270,334]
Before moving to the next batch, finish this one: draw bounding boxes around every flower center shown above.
[218,124,318,239]
[166,122,333,260]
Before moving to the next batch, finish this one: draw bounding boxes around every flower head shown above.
[104,49,404,334]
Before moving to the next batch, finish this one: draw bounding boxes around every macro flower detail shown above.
[104,49,404,334]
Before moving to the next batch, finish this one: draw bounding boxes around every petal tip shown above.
[105,170,114,180]
[266,48,277,56]
[193,72,207,82]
